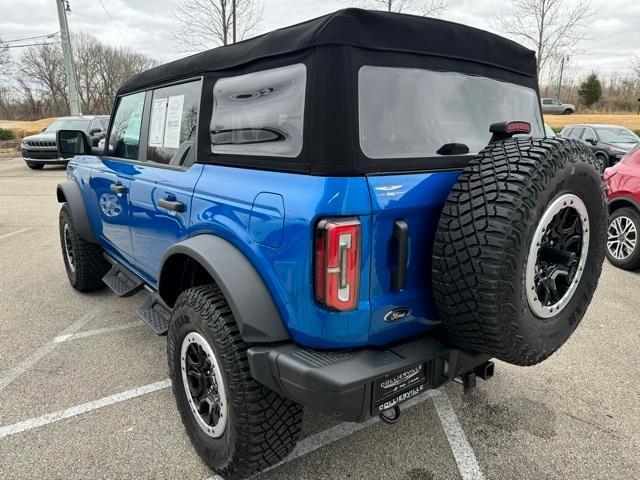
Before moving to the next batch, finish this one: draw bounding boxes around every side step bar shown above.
[102,263,144,297]
[137,292,172,335]
[101,255,172,336]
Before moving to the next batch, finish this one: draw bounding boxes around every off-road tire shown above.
[605,207,640,271]
[168,285,303,480]
[26,161,44,170]
[59,204,110,292]
[432,137,606,366]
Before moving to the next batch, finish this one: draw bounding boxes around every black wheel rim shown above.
[63,223,76,273]
[181,332,227,437]
[526,194,589,318]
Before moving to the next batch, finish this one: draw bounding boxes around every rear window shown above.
[358,66,543,159]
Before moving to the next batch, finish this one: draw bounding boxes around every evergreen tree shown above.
[578,73,603,107]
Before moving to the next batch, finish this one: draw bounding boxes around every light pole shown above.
[55,0,82,115]
[232,0,237,43]
[556,56,569,101]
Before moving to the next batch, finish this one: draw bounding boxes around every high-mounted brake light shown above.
[489,121,532,142]
[315,218,361,311]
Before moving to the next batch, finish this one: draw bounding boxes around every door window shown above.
[581,128,596,141]
[107,92,145,160]
[571,128,584,139]
[147,80,202,166]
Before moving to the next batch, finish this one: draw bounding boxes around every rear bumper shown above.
[247,334,491,422]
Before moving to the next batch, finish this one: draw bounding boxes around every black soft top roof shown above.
[118,8,536,95]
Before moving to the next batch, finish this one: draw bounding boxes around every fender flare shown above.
[159,235,290,343]
[56,180,98,243]
[608,195,640,213]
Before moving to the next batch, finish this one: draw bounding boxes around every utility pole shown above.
[55,0,82,115]
[232,0,237,43]
[556,56,569,101]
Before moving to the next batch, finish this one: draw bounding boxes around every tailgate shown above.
[366,171,460,344]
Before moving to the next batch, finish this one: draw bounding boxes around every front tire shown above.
[26,161,44,170]
[606,207,640,270]
[563,109,573,115]
[168,285,302,480]
[59,204,110,292]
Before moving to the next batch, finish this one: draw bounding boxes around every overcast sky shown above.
[2,0,639,81]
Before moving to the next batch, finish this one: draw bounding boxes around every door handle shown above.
[110,183,127,195]
[391,219,409,292]
[159,198,185,213]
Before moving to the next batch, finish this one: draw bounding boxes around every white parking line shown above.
[0,227,32,241]
[52,321,144,343]
[0,379,171,440]
[0,299,107,393]
[432,390,485,480]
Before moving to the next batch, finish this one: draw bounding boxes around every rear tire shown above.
[432,138,606,366]
[168,285,303,480]
[59,204,110,292]
[606,207,640,270]
[26,161,44,170]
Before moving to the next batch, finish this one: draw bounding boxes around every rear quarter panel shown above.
[190,165,373,349]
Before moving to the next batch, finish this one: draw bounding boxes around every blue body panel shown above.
[70,155,461,349]
[366,172,461,343]
[128,163,204,282]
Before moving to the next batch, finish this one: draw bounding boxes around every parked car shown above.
[21,115,108,170]
[54,9,606,479]
[604,144,640,270]
[544,123,557,137]
[560,124,640,171]
[541,97,575,115]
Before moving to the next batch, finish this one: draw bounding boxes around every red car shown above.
[605,143,640,270]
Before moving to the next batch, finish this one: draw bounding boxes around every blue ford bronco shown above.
[55,9,606,479]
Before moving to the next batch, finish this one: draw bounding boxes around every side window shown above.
[89,120,102,132]
[562,128,572,138]
[107,92,145,160]
[100,118,109,130]
[147,80,201,166]
[211,63,307,158]
[581,128,595,140]
[553,99,561,105]
[572,128,584,139]
[542,99,552,105]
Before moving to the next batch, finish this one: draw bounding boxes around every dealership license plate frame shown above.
[372,362,429,413]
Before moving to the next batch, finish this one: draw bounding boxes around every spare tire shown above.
[432,137,606,366]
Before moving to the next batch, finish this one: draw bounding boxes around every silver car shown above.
[541,98,575,115]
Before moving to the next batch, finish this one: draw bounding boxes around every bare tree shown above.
[350,0,448,16]
[493,0,595,77]
[10,33,156,119]
[170,0,263,52]
[632,56,640,80]
[0,37,8,70]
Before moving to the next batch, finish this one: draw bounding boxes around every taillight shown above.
[315,218,361,311]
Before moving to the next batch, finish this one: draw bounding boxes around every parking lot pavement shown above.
[1,154,639,480]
